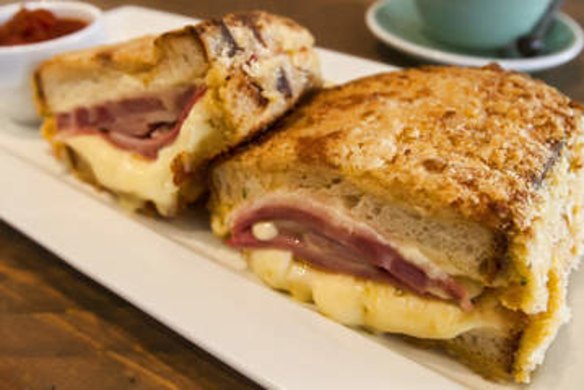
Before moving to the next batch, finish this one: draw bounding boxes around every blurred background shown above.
[1,0,582,95]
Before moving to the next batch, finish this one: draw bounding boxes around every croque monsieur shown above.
[209,65,584,382]
[33,11,321,215]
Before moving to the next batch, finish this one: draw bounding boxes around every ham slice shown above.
[229,199,473,310]
[55,85,206,159]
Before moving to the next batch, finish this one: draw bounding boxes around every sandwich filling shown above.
[54,85,207,159]
[228,197,473,310]
[49,91,223,215]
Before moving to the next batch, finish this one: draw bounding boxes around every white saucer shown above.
[365,0,584,72]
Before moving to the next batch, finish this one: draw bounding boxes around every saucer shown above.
[365,0,584,72]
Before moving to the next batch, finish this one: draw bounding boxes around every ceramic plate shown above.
[366,0,584,72]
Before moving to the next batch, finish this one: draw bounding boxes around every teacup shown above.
[414,0,552,50]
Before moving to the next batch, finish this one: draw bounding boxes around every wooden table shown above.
[1,0,583,388]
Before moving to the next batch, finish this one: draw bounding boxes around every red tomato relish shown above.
[0,7,87,46]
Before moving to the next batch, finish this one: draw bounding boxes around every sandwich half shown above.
[209,65,584,382]
[34,11,321,216]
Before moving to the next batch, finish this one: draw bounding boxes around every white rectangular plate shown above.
[1,6,583,389]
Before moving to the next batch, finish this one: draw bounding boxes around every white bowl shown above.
[0,1,106,123]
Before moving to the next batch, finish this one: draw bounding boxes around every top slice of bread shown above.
[210,65,584,314]
[213,65,580,234]
[35,11,320,114]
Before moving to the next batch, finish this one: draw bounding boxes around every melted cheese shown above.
[62,95,221,215]
[248,249,508,339]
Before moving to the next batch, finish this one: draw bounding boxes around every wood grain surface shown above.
[1,0,583,389]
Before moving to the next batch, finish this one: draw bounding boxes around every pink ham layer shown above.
[54,85,207,159]
[228,201,473,311]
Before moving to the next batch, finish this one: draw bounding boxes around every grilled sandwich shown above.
[34,11,321,215]
[209,65,584,382]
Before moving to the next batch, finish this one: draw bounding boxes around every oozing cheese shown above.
[62,95,222,215]
[247,249,508,339]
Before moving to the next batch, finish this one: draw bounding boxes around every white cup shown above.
[0,1,106,123]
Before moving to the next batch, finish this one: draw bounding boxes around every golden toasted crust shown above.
[220,65,581,234]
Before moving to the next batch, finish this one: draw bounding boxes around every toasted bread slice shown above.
[34,11,322,216]
[209,66,584,382]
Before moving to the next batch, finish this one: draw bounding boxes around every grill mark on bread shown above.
[533,141,564,188]
[183,25,210,62]
[237,12,267,47]
[276,68,293,98]
[218,19,241,57]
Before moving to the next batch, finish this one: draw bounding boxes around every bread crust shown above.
[34,11,320,114]
[216,65,581,234]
